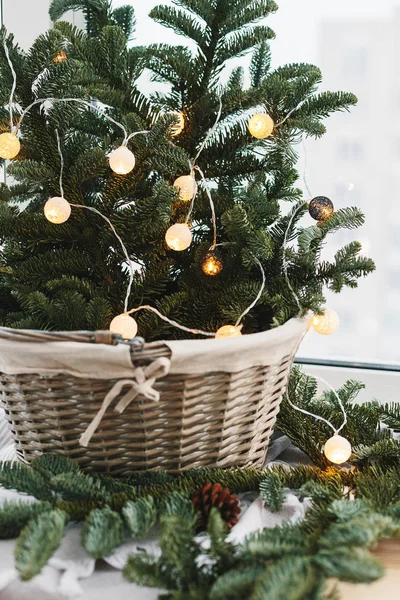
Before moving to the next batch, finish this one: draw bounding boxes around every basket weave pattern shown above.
[0,323,306,475]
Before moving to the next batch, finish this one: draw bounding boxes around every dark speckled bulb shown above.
[309,197,334,222]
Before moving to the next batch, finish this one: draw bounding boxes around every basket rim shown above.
[0,315,310,350]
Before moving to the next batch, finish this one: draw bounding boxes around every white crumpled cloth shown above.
[0,409,310,600]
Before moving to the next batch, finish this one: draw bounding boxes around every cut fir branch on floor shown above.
[0,0,374,338]
[0,369,400,598]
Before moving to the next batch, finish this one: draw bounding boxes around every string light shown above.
[174,174,197,202]
[110,314,138,340]
[0,132,20,159]
[311,309,340,336]
[169,111,185,137]
[248,113,274,139]
[165,223,192,251]
[202,251,223,276]
[53,50,67,63]
[309,196,334,222]
[44,196,71,224]
[324,434,352,465]
[109,145,136,175]
[286,376,351,466]
[215,325,243,339]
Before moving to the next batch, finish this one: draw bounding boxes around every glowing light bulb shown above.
[248,114,274,139]
[174,175,197,202]
[0,132,20,159]
[324,435,352,465]
[44,197,71,224]
[109,146,136,175]
[110,314,138,339]
[309,197,334,222]
[169,111,185,137]
[202,252,223,276]
[53,50,67,63]
[215,325,243,339]
[311,309,340,336]
[165,223,192,251]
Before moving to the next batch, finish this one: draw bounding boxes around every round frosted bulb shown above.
[44,197,71,224]
[110,314,138,340]
[216,325,243,339]
[109,146,136,175]
[0,132,20,159]
[174,175,197,202]
[248,114,274,139]
[311,309,340,336]
[165,223,192,251]
[324,435,352,465]
[169,111,185,137]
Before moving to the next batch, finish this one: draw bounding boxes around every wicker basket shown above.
[0,318,309,475]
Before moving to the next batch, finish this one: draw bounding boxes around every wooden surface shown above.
[338,539,400,600]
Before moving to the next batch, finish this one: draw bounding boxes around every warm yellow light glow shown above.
[215,325,243,339]
[110,314,138,339]
[202,252,223,276]
[44,197,71,224]
[311,309,340,336]
[324,435,352,465]
[0,132,20,160]
[53,50,67,63]
[248,114,274,139]
[169,111,185,137]
[109,146,136,175]
[165,223,192,251]
[174,175,197,202]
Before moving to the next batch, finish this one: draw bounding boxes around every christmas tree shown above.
[0,0,374,339]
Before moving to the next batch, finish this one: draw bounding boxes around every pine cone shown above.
[192,483,241,531]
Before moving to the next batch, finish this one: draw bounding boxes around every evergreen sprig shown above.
[0,0,374,337]
[0,368,399,597]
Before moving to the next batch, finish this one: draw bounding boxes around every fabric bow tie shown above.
[80,357,171,448]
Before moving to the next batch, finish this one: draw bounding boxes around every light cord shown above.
[3,39,17,132]
[192,97,223,167]
[16,97,135,143]
[302,137,312,197]
[235,258,266,327]
[194,165,217,250]
[53,132,135,313]
[275,99,305,127]
[285,374,348,436]
[126,305,216,338]
[282,202,307,314]
[70,204,135,313]
[55,129,65,199]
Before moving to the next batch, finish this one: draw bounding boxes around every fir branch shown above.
[14,509,68,580]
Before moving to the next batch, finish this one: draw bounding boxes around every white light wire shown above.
[235,258,266,327]
[285,375,348,436]
[53,128,135,313]
[55,129,65,199]
[15,97,149,145]
[71,204,135,313]
[3,40,17,132]
[282,202,307,314]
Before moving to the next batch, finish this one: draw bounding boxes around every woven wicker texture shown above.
[0,322,307,475]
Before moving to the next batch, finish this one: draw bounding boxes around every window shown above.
[336,140,364,162]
